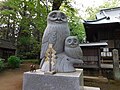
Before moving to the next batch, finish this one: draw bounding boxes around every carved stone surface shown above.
[55,53,83,72]
[40,10,70,68]
[40,11,83,73]
[23,69,100,90]
[23,69,84,90]
[65,36,83,59]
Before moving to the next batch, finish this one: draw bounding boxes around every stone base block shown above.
[84,86,100,90]
[23,69,84,90]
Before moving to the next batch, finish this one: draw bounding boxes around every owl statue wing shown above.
[40,31,57,59]
[76,47,83,59]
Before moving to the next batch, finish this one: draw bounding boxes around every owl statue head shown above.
[47,10,68,24]
[65,36,79,48]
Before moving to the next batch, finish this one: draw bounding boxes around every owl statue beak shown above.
[70,44,76,48]
[55,18,62,23]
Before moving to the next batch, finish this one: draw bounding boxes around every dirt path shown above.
[0,70,22,90]
[85,80,120,90]
[0,63,37,90]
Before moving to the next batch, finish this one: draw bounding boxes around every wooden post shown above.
[98,48,102,76]
[112,49,120,80]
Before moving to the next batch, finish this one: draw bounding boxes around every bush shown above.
[0,59,4,71]
[8,56,20,69]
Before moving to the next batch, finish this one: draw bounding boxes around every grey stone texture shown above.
[23,69,84,90]
[55,53,83,72]
[64,36,83,59]
[40,11,83,73]
[84,86,100,90]
[40,10,70,68]
[112,49,120,80]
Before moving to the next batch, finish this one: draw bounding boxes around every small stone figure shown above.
[55,36,83,72]
[65,36,83,60]
[30,64,36,72]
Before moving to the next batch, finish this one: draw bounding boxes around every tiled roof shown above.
[84,7,120,24]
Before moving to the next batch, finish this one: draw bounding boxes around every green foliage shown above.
[60,1,85,42]
[8,56,20,69]
[0,59,4,72]
[0,0,48,59]
[21,59,39,64]
[19,36,31,45]
[85,0,120,20]
[99,0,120,9]
[85,7,99,20]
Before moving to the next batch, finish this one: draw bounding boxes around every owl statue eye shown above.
[67,39,71,43]
[52,14,56,18]
[50,13,57,18]
[74,39,77,43]
[61,13,66,19]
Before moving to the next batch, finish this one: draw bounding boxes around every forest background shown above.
[0,0,119,59]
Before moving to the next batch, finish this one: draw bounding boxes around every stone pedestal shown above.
[23,69,84,90]
[23,69,100,90]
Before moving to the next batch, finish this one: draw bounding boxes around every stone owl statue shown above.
[40,10,70,68]
[65,36,83,60]
[55,36,83,72]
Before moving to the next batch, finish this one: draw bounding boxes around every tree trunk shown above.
[52,0,63,10]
